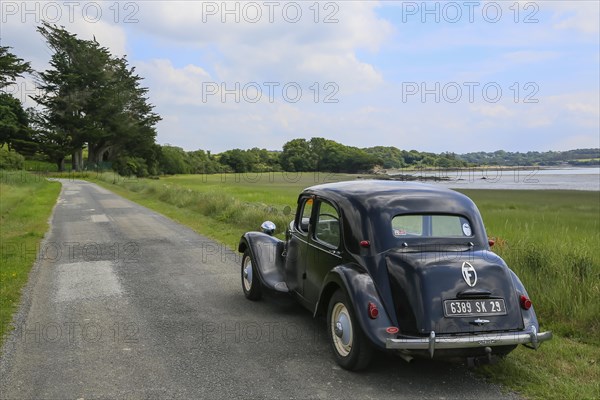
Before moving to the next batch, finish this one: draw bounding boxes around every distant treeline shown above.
[149,141,598,176]
[458,149,600,166]
[3,136,598,176]
[153,138,471,176]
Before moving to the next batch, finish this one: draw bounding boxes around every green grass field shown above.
[57,171,599,399]
[0,171,61,344]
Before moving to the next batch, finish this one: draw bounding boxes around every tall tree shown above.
[32,23,99,170]
[280,137,379,173]
[0,46,35,154]
[0,93,37,154]
[0,46,31,89]
[33,22,160,172]
[280,139,313,171]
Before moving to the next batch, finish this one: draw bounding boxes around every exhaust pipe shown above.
[466,347,494,368]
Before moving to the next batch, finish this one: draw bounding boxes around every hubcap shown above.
[334,322,343,338]
[242,258,252,292]
[331,302,353,357]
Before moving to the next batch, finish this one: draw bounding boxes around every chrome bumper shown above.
[385,326,552,358]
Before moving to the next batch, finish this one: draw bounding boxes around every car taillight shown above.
[520,294,532,310]
[368,302,379,319]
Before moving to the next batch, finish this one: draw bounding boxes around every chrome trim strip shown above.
[291,234,309,245]
[307,241,343,258]
[291,234,342,258]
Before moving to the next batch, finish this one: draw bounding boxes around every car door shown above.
[285,196,314,297]
[304,198,343,307]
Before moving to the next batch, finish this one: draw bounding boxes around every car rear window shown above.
[391,215,473,238]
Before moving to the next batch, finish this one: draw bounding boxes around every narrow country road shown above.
[0,179,518,399]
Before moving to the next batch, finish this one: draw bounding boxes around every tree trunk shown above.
[71,151,77,171]
[72,148,83,171]
[88,142,111,169]
[56,157,65,172]
[96,145,111,164]
[87,145,96,168]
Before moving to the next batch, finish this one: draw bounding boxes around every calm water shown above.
[388,167,600,191]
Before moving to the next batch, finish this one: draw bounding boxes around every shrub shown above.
[113,156,149,177]
[0,147,25,170]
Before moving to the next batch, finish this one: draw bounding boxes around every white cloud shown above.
[298,53,383,92]
[125,1,395,150]
[2,5,128,108]
[130,1,391,93]
[70,20,127,56]
[556,92,600,128]
[470,105,514,118]
[2,6,128,71]
[565,102,600,115]
[551,134,600,150]
[469,91,600,133]
[501,51,561,65]
[136,59,212,106]
[134,1,391,49]
[545,1,600,34]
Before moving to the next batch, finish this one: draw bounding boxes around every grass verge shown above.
[479,337,599,400]
[60,171,599,399]
[0,171,61,345]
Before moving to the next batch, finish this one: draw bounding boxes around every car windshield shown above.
[391,214,473,238]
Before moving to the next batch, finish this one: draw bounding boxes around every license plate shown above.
[443,299,507,317]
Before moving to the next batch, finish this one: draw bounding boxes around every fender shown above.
[315,264,396,350]
[238,232,288,292]
[508,268,540,331]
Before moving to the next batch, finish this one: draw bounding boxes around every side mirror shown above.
[261,221,276,236]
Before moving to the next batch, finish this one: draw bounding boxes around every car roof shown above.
[303,180,473,211]
[301,180,488,253]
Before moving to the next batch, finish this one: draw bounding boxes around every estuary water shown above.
[388,167,600,191]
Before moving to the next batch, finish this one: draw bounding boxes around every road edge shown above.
[0,179,64,386]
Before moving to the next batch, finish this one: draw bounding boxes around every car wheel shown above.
[327,289,373,371]
[241,250,262,300]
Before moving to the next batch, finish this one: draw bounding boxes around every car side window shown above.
[297,197,313,234]
[315,201,340,248]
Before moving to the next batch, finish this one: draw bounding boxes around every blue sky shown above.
[2,1,599,153]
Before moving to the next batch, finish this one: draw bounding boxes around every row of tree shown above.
[150,142,600,176]
[156,139,470,175]
[363,146,468,169]
[280,138,379,172]
[1,22,160,173]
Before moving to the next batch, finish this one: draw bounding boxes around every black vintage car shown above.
[238,181,551,370]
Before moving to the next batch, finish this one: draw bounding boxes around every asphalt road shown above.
[0,179,518,399]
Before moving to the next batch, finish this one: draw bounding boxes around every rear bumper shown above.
[385,326,552,358]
